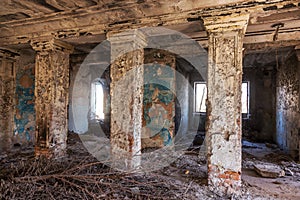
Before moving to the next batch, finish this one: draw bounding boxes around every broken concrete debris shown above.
[254,163,285,178]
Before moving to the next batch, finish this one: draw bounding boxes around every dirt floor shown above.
[0,133,299,200]
[241,141,300,200]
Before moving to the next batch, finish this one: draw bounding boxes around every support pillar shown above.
[31,38,73,158]
[0,49,18,151]
[203,13,249,195]
[108,30,146,171]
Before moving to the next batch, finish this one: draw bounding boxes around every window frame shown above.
[194,81,207,114]
[241,81,250,119]
[193,81,250,118]
[90,81,105,120]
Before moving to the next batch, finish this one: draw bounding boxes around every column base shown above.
[208,164,241,196]
[34,143,66,159]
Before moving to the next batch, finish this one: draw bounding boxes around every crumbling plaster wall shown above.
[276,54,300,159]
[70,63,115,137]
[175,61,190,141]
[243,66,276,142]
[189,69,206,132]
[14,49,35,144]
[69,41,112,136]
[0,51,17,151]
[69,63,80,133]
[69,54,109,134]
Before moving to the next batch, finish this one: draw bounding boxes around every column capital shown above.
[202,13,250,34]
[107,29,147,60]
[107,29,147,45]
[30,37,73,54]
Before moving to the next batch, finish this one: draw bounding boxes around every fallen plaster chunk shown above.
[284,168,294,176]
[254,163,285,178]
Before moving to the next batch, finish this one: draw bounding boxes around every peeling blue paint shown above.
[143,64,175,146]
[14,67,35,142]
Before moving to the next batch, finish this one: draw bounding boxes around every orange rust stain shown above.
[19,74,33,88]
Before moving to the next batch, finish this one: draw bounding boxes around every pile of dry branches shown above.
[0,154,185,200]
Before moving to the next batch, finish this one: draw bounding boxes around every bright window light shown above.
[194,82,249,114]
[195,82,207,113]
[91,82,105,120]
[241,82,249,114]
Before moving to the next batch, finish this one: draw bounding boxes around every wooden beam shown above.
[0,0,297,46]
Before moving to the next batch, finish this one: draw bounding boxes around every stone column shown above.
[0,49,18,151]
[31,38,73,158]
[108,30,147,171]
[203,13,249,195]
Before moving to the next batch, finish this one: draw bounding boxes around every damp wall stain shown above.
[276,55,300,159]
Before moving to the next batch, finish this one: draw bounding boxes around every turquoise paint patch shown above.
[14,68,35,142]
[143,64,175,147]
[160,128,172,146]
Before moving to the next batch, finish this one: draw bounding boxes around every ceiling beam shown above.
[0,0,298,46]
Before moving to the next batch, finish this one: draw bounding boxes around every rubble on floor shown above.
[242,140,300,200]
[253,163,285,178]
[0,134,300,199]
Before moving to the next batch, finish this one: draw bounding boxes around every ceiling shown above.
[0,0,299,55]
[0,0,251,23]
[0,0,103,22]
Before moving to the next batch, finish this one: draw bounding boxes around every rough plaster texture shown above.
[14,50,35,144]
[109,30,146,170]
[203,13,249,196]
[69,54,111,135]
[242,67,276,142]
[70,62,92,134]
[31,39,73,158]
[68,61,85,133]
[276,55,300,160]
[174,63,189,139]
[0,50,18,151]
